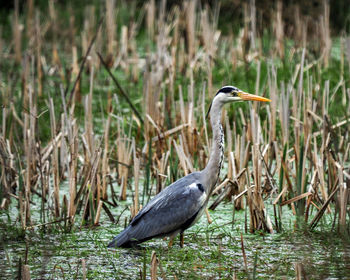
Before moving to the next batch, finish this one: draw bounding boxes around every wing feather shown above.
[110,172,207,247]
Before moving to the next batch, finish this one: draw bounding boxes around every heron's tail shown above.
[107,226,134,248]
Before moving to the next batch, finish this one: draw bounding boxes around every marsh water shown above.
[1,197,350,280]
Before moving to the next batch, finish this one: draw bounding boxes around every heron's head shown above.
[215,85,271,103]
[206,85,271,118]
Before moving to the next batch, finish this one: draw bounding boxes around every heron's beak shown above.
[239,91,271,102]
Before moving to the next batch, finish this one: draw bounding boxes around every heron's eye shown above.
[232,91,237,96]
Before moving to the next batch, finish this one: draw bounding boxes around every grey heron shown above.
[108,86,270,248]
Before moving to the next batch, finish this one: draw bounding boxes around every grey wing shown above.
[124,173,207,243]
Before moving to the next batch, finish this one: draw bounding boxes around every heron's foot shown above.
[180,233,184,248]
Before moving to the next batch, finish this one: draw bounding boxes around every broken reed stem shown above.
[310,184,339,230]
[94,200,103,225]
[67,17,104,106]
[132,139,140,217]
[35,11,42,97]
[274,1,284,58]
[117,132,132,201]
[106,0,116,59]
[24,216,71,230]
[23,83,38,226]
[102,112,111,200]
[68,122,78,223]
[150,251,158,280]
[97,52,143,124]
[13,0,22,64]
[240,233,248,271]
[185,0,196,61]
[49,96,60,218]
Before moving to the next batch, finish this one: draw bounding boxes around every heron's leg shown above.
[168,237,174,248]
[205,208,212,224]
[167,231,180,248]
[180,233,184,248]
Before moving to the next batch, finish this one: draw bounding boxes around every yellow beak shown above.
[239,91,271,102]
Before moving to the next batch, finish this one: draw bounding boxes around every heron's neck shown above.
[203,101,225,194]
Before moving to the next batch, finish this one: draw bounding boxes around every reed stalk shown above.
[13,0,22,64]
